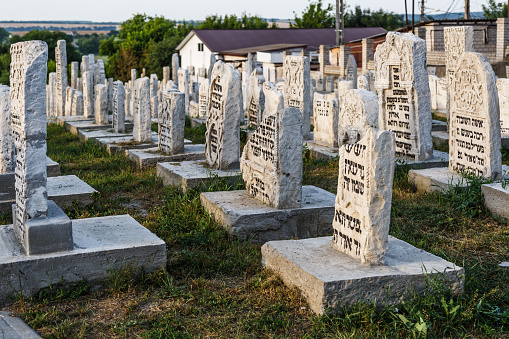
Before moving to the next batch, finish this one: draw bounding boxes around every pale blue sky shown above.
[0,0,489,22]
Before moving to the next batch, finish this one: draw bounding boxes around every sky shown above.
[0,0,488,22]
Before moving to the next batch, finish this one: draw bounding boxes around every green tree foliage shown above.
[292,0,335,28]
[345,6,404,31]
[482,0,508,18]
[0,28,9,44]
[198,13,269,29]
[77,33,108,55]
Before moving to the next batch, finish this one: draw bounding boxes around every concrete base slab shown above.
[78,128,131,143]
[0,214,166,307]
[127,144,205,168]
[156,160,241,193]
[482,182,509,219]
[190,117,206,128]
[431,119,447,132]
[0,175,97,214]
[408,167,465,193]
[304,142,338,161]
[0,312,40,338]
[396,150,449,170]
[262,236,464,314]
[46,157,61,177]
[58,117,134,135]
[200,186,335,243]
[96,133,158,154]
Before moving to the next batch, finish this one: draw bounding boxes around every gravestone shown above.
[107,78,113,113]
[283,56,311,139]
[94,84,108,125]
[163,66,170,85]
[64,87,75,116]
[326,76,334,92]
[263,82,284,116]
[337,80,354,102]
[112,81,125,133]
[158,90,185,154]
[189,101,199,118]
[208,54,216,80]
[357,74,369,90]
[449,52,501,179]
[178,69,190,114]
[205,61,242,169]
[82,71,93,118]
[10,40,73,255]
[55,40,67,116]
[346,55,357,88]
[133,77,151,142]
[151,96,159,119]
[313,92,339,147]
[338,89,379,146]
[81,55,89,74]
[71,90,84,116]
[71,61,78,89]
[374,32,433,161]
[0,85,14,173]
[241,107,303,209]
[247,69,265,128]
[498,79,509,136]
[172,53,179,82]
[125,87,131,117]
[98,60,106,84]
[199,80,210,117]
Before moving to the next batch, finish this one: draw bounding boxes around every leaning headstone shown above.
[241,107,303,209]
[313,92,339,147]
[133,77,151,142]
[178,69,190,114]
[338,89,379,146]
[346,55,357,88]
[247,69,265,128]
[205,61,242,169]
[95,84,108,125]
[10,40,73,255]
[55,40,67,116]
[71,61,78,89]
[112,81,125,133]
[283,56,311,139]
[497,78,509,136]
[172,53,179,82]
[82,71,94,118]
[71,90,84,116]
[199,80,210,117]
[0,85,14,173]
[158,90,185,154]
[374,32,433,161]
[449,52,501,179]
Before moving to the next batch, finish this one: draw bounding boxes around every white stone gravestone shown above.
[283,56,311,140]
[159,90,185,154]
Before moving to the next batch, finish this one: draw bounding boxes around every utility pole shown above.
[412,0,415,34]
[421,0,425,22]
[335,0,344,46]
[405,0,409,31]
[465,0,470,19]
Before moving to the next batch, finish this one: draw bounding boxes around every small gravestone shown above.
[133,77,152,143]
[313,92,339,147]
[158,90,185,154]
[241,107,303,209]
[497,78,509,136]
[199,80,210,117]
[346,55,357,88]
[82,71,94,118]
[189,101,199,118]
[64,87,75,117]
[81,55,89,74]
[375,32,433,161]
[284,56,311,139]
[55,40,67,117]
[95,84,108,125]
[150,74,158,118]
[0,85,14,173]
[71,90,84,116]
[205,61,242,169]
[208,54,216,80]
[357,74,369,90]
[125,87,131,117]
[338,89,378,146]
[247,69,265,128]
[112,81,125,133]
[163,66,170,85]
[178,69,190,114]
[263,82,284,116]
[172,53,179,82]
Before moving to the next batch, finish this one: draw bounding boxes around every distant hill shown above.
[0,21,121,36]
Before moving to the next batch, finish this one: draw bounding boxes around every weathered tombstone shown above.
[71,90,84,116]
[357,74,369,90]
[163,66,170,85]
[497,78,509,136]
[47,72,57,117]
[247,69,265,128]
[208,54,216,80]
[88,53,94,66]
[112,81,125,133]
[326,76,334,92]
[150,74,158,99]
[125,87,132,117]
[364,70,375,92]
[178,69,190,114]
[55,40,67,116]
[81,55,89,74]
[241,107,303,209]
[337,80,354,102]
[158,90,185,154]
[374,32,433,161]
[313,92,339,147]
[205,61,242,169]
[0,85,14,173]
[71,61,78,89]
[199,80,210,117]
[332,126,395,265]
[10,40,73,255]
[133,77,151,142]
[107,78,113,113]
[172,53,179,82]
[64,87,75,116]
[449,52,501,179]
[97,59,106,84]
[82,71,94,118]
[190,81,199,103]
[189,101,199,118]
[346,55,357,88]
[263,82,284,116]
[94,63,101,86]
[283,56,311,139]
[95,84,108,125]
[338,89,379,146]
[77,77,82,93]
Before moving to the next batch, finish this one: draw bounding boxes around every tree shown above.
[345,6,403,31]
[482,0,508,18]
[198,13,269,29]
[0,28,9,44]
[9,30,81,63]
[292,0,335,28]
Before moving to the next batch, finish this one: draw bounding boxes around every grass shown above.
[2,123,509,338]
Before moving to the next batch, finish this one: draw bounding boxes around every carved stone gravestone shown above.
[338,89,379,146]
[346,54,357,88]
[159,90,185,154]
[55,40,67,117]
[71,90,84,116]
[374,32,433,161]
[263,82,284,117]
[199,80,210,117]
[178,69,190,114]
[71,61,78,89]
[133,77,152,143]
[172,53,179,82]
[82,71,94,118]
[112,81,125,133]
[247,69,265,128]
[95,84,108,125]
[497,78,509,136]
[0,85,14,173]
[283,56,311,139]
[313,92,339,147]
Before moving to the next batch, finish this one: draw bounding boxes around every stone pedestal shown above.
[396,149,449,170]
[409,167,468,193]
[262,236,464,314]
[482,182,509,219]
[200,186,335,243]
[0,214,166,306]
[304,141,338,161]
[78,129,130,143]
[46,157,61,177]
[156,160,241,193]
[127,144,205,168]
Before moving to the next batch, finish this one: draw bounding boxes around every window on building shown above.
[198,43,204,52]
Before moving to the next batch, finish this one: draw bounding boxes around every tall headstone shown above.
[163,66,170,85]
[0,85,14,173]
[71,61,78,89]
[247,69,265,128]
[374,32,433,161]
[241,107,303,209]
[133,77,151,142]
[178,68,190,114]
[82,71,94,118]
[497,78,509,136]
[338,89,379,146]
[125,87,132,117]
[107,78,113,113]
[313,92,339,147]
[208,54,216,80]
[331,126,395,265]
[112,81,125,133]
[205,61,242,169]
[449,52,501,179]
[199,80,210,117]
[158,90,185,154]
[95,84,108,125]
[10,41,73,255]
[172,53,179,82]
[346,54,357,88]
[81,55,89,74]
[47,72,57,117]
[283,56,311,139]
[55,40,67,116]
